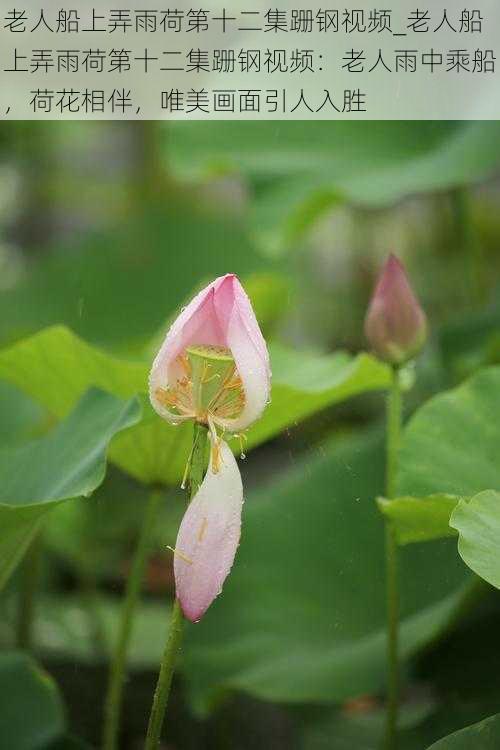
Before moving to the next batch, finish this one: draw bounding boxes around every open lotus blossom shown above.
[149,274,271,621]
[364,254,427,366]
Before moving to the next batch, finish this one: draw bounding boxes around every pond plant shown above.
[145,273,271,746]
[0,254,499,750]
[365,254,427,750]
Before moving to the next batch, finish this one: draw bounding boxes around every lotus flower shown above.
[149,274,271,621]
[364,254,427,366]
[150,274,270,433]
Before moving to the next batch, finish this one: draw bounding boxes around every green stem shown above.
[384,366,402,750]
[145,422,208,750]
[16,532,42,650]
[386,366,402,501]
[144,599,184,748]
[103,488,163,750]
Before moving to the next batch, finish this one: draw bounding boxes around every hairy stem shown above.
[103,488,163,750]
[384,366,402,750]
[144,422,208,750]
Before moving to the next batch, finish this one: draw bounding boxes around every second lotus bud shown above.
[364,254,427,366]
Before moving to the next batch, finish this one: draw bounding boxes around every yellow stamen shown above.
[155,344,245,426]
[166,545,193,564]
[197,517,208,542]
[236,432,247,459]
[208,416,222,473]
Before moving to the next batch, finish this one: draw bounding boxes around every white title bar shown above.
[0,0,498,119]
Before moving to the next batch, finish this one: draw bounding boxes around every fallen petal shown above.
[174,438,243,622]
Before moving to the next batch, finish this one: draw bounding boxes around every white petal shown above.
[212,275,271,432]
[174,439,243,622]
[220,305,270,432]
[149,280,225,423]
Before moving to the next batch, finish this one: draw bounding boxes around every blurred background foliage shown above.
[0,120,499,749]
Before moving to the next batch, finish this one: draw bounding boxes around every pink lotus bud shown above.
[149,274,271,433]
[174,438,243,622]
[364,254,427,366]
